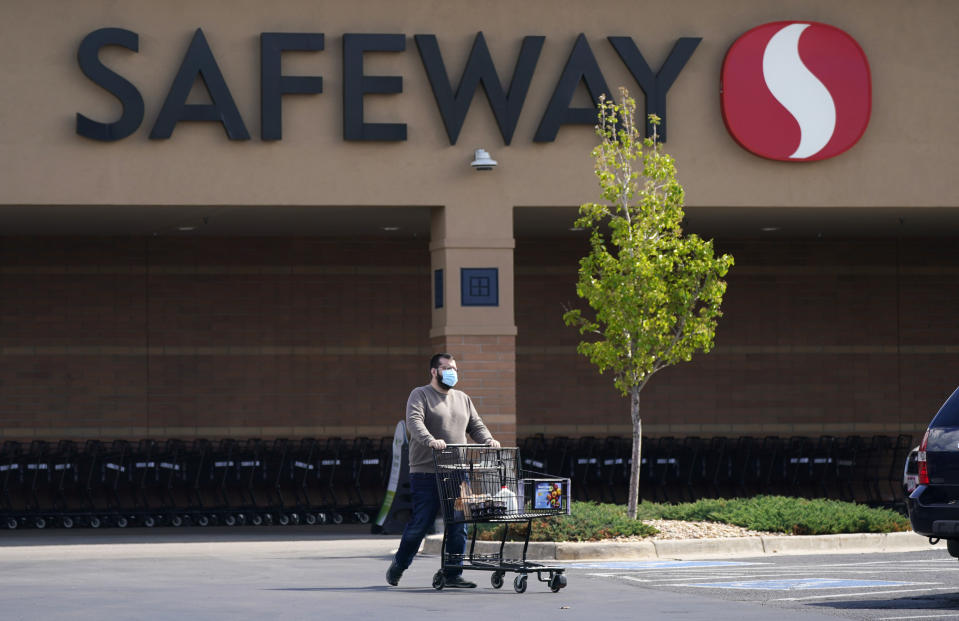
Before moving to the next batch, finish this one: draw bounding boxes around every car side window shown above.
[931,387,959,427]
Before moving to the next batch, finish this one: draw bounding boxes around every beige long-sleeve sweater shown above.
[405,384,493,473]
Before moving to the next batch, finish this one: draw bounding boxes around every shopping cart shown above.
[431,444,570,593]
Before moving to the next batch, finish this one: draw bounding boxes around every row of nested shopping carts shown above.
[1,433,915,529]
[0,437,389,529]
[521,433,915,510]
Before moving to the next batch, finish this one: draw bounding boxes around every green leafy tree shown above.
[563,88,734,519]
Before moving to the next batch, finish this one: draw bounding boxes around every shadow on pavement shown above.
[264,587,484,594]
[265,586,395,592]
[809,591,959,611]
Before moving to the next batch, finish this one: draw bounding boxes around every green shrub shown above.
[635,495,909,535]
[472,496,909,541]
[474,501,657,542]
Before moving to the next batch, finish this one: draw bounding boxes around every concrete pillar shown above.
[429,199,517,447]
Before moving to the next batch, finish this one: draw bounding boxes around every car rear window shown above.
[931,386,959,427]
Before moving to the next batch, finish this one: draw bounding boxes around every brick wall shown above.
[430,335,517,447]
[1,235,956,443]
[515,238,959,438]
[0,237,432,440]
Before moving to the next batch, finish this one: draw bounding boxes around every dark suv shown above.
[907,386,959,557]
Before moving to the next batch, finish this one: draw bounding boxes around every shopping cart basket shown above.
[432,444,570,593]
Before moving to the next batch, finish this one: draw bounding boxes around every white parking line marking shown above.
[633,569,951,582]
[590,573,941,591]
[873,559,957,564]
[586,573,650,582]
[678,578,924,590]
[770,586,957,601]
[582,569,953,587]
[564,561,763,570]
[877,614,959,620]
[764,559,955,569]
[572,559,956,575]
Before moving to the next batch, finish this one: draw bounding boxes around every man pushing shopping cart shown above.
[386,353,569,593]
[386,353,499,589]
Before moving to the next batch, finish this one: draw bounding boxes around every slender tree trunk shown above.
[628,386,642,519]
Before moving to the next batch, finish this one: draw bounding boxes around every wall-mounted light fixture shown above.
[470,148,497,171]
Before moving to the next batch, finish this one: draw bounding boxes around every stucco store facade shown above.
[1,0,957,448]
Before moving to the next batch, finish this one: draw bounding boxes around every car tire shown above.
[946,539,959,558]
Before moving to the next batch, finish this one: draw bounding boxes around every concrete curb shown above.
[422,531,932,560]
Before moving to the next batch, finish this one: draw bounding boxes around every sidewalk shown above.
[422,531,932,560]
[0,524,934,561]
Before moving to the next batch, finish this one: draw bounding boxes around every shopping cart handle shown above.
[440,444,514,448]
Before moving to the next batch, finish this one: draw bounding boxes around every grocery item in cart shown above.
[495,484,518,513]
[534,481,565,509]
[456,480,507,519]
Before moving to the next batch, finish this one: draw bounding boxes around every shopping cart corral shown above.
[432,445,570,593]
[0,436,392,529]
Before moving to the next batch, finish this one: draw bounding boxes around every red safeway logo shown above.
[721,21,871,162]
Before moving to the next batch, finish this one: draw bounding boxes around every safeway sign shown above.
[721,21,872,162]
[75,22,871,161]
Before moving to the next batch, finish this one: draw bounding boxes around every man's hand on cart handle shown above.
[485,438,501,448]
[428,439,447,450]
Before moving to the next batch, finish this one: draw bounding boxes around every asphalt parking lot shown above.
[572,551,959,620]
[1,528,957,620]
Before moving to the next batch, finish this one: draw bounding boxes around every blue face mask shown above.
[440,369,458,388]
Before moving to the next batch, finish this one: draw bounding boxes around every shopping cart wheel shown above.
[169,515,183,527]
[195,514,210,527]
[251,514,263,526]
[142,516,156,528]
[432,571,445,591]
[88,516,101,529]
[491,572,504,589]
[61,516,74,529]
[513,575,527,593]
[223,514,237,527]
[4,517,17,530]
[331,513,343,525]
[355,512,370,524]
[548,574,567,592]
[33,517,46,529]
[116,516,129,528]
[304,513,317,526]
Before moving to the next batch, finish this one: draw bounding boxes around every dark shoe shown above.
[386,562,404,586]
[444,575,477,588]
